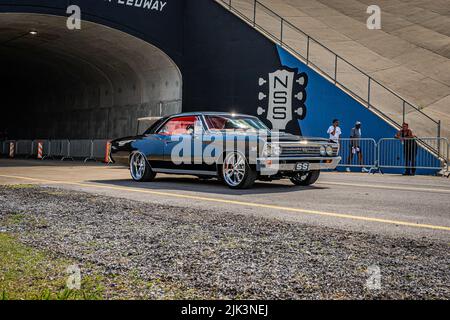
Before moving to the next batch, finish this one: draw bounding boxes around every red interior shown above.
[159,116,196,135]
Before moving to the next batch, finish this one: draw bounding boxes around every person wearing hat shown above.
[346,121,369,172]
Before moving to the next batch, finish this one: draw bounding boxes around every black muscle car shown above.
[111,112,341,189]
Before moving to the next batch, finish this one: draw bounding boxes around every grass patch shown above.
[0,233,103,300]
[1,213,26,227]
[3,184,36,190]
[0,233,210,300]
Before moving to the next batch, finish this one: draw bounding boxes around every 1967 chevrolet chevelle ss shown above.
[111,112,341,189]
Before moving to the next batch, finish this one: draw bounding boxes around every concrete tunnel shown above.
[0,13,182,140]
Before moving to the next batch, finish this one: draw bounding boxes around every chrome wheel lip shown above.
[130,152,146,180]
[223,152,246,187]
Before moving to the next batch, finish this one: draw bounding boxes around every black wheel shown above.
[130,152,156,182]
[220,151,257,189]
[290,170,320,186]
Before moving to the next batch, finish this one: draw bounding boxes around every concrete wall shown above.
[0,13,182,140]
[225,0,450,140]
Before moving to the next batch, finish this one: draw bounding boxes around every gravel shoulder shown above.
[0,185,449,299]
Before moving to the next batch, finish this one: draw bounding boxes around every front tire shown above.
[220,151,257,189]
[290,170,320,186]
[130,152,156,182]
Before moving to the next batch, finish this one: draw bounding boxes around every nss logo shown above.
[257,68,308,134]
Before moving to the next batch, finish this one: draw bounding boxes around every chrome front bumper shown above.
[257,156,342,175]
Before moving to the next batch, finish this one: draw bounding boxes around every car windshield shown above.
[204,115,269,132]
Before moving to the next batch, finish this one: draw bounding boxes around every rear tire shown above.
[220,151,257,189]
[130,152,156,182]
[290,170,320,186]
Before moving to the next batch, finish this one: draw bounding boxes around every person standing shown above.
[395,123,418,176]
[346,121,369,173]
[327,119,341,143]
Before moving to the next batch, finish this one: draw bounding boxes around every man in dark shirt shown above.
[395,123,418,176]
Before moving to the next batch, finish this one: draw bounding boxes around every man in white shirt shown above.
[327,119,341,143]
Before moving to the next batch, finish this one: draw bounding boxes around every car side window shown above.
[143,117,167,135]
[157,116,197,136]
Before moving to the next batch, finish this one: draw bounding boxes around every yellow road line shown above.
[318,181,450,194]
[1,174,449,232]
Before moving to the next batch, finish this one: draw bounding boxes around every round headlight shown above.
[326,145,334,156]
[263,143,281,157]
[320,145,326,156]
[272,144,281,156]
[262,144,269,157]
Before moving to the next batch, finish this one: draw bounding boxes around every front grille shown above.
[281,146,320,156]
[279,144,339,157]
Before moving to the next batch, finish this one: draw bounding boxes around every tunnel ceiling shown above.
[0,13,182,139]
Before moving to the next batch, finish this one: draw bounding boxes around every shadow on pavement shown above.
[88,176,328,196]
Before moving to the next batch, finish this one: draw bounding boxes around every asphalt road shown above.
[0,159,449,242]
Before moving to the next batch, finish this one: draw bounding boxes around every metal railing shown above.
[215,0,441,139]
[15,140,33,157]
[0,140,111,163]
[337,138,377,170]
[335,137,449,173]
[378,138,449,171]
[0,141,9,156]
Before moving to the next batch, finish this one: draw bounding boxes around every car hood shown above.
[269,133,330,143]
[221,131,331,143]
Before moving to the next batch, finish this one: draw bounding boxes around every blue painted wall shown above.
[277,46,397,142]
[277,46,439,174]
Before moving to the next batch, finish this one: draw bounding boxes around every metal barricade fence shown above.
[50,140,69,159]
[60,140,70,160]
[337,138,377,169]
[60,140,73,161]
[29,140,38,158]
[84,140,96,162]
[42,140,51,159]
[378,138,449,171]
[1,141,8,156]
[68,140,92,160]
[92,140,110,161]
[2,137,449,173]
[28,140,106,162]
[447,140,450,172]
[0,139,109,162]
[45,140,55,158]
[15,140,33,157]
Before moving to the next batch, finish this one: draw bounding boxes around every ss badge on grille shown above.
[257,68,308,132]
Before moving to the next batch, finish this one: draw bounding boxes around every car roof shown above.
[167,111,256,118]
